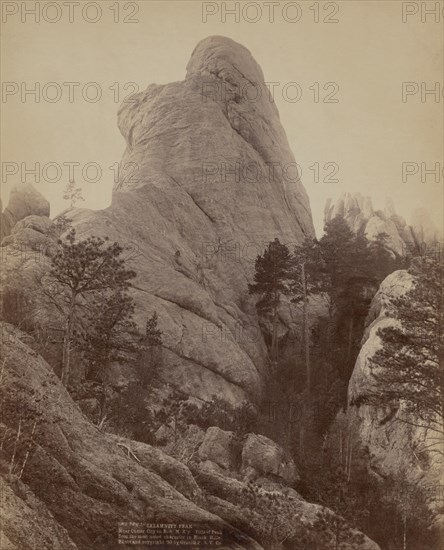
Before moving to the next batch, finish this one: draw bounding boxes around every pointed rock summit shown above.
[116,35,313,243]
[70,36,315,405]
[1,183,50,241]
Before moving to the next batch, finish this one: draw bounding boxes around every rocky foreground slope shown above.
[0,323,380,550]
[66,35,315,406]
[0,322,257,550]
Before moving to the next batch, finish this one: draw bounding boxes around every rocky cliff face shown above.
[324,192,441,257]
[346,270,442,507]
[68,36,315,406]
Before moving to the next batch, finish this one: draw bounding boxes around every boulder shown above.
[241,433,299,485]
[11,215,53,236]
[2,215,56,255]
[198,426,237,470]
[1,184,50,241]
[6,184,50,220]
[108,435,201,501]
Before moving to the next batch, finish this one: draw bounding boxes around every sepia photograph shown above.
[0,1,443,549]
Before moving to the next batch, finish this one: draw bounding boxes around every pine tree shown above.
[317,217,358,313]
[368,231,402,280]
[290,238,323,394]
[337,237,373,364]
[290,238,323,454]
[307,464,368,550]
[43,229,136,387]
[80,289,137,421]
[145,312,162,346]
[82,290,137,381]
[136,312,163,389]
[318,217,381,381]
[366,256,444,449]
[383,471,434,550]
[63,180,85,208]
[313,506,365,550]
[239,481,312,549]
[248,238,292,364]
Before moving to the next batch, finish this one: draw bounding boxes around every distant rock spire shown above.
[323,192,440,257]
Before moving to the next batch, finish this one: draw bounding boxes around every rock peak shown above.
[73,37,315,406]
[186,35,265,84]
[1,183,50,241]
[324,193,442,256]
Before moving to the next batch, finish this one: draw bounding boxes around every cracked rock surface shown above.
[69,36,315,405]
[346,270,442,509]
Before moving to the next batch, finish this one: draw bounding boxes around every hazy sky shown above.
[1,0,443,236]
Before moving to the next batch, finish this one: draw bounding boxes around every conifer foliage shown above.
[44,229,136,387]
[248,238,292,363]
[367,256,444,445]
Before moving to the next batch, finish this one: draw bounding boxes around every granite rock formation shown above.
[68,36,315,406]
[1,215,56,254]
[1,184,50,241]
[346,270,442,511]
[324,192,441,257]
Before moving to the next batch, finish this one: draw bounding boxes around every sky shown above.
[1,0,443,237]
